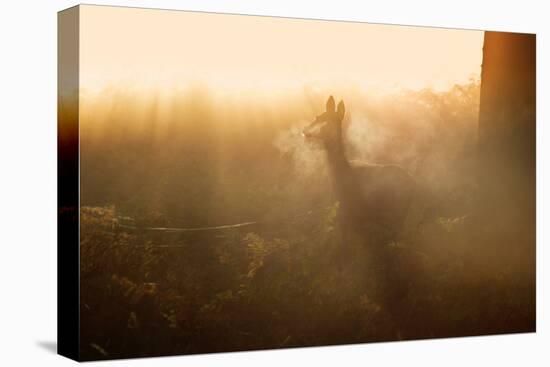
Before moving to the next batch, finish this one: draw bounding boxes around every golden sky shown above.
[79,5,483,93]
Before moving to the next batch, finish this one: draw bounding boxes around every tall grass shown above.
[66,81,534,360]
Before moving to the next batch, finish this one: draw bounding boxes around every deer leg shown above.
[334,214,351,272]
[379,245,410,340]
[340,217,349,248]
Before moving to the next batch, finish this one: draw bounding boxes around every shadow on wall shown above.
[36,341,57,354]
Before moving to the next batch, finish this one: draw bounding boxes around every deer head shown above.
[303,96,345,150]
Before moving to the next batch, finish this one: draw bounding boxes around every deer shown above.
[303,96,416,246]
[303,96,418,335]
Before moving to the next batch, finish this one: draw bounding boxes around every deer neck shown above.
[325,140,354,200]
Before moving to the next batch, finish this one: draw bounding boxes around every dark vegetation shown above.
[74,82,535,360]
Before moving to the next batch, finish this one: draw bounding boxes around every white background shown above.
[0,0,548,365]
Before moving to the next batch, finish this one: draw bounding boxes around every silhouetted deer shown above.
[303,96,417,335]
[303,96,416,247]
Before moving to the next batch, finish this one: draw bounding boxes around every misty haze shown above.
[60,6,535,361]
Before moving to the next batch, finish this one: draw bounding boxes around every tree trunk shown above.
[478,31,535,230]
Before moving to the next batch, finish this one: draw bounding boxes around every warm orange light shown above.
[80,5,483,93]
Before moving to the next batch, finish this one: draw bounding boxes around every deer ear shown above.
[336,100,345,120]
[326,96,335,113]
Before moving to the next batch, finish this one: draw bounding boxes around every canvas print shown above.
[58,5,536,361]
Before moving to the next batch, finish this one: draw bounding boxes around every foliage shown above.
[73,82,534,360]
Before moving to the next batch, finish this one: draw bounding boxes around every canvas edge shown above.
[57,5,81,362]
